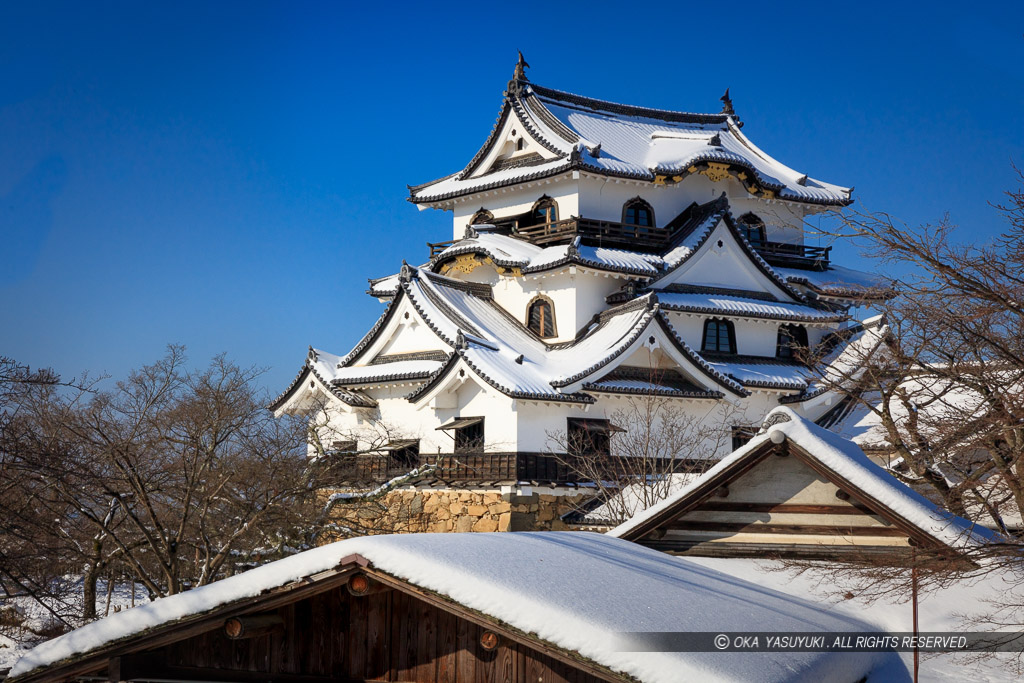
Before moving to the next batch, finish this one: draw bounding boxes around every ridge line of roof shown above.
[528,82,729,125]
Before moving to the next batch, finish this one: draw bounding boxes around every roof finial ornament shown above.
[720,88,735,116]
[455,329,468,350]
[399,260,413,282]
[514,51,530,82]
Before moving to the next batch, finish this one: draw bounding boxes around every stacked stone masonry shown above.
[325,489,586,536]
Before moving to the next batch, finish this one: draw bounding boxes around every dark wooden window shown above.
[731,425,759,450]
[470,209,494,225]
[389,441,419,469]
[737,213,766,246]
[516,137,526,151]
[567,419,620,457]
[527,298,556,338]
[454,419,484,453]
[529,197,558,226]
[701,318,736,354]
[622,198,654,227]
[776,324,809,359]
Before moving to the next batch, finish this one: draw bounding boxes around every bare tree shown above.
[767,170,1024,676]
[805,170,1024,531]
[2,348,325,618]
[547,381,740,527]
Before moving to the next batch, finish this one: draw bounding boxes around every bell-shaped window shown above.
[776,324,808,359]
[527,297,556,338]
[701,318,736,354]
[737,213,766,246]
[622,198,655,227]
[470,209,494,225]
[530,197,558,226]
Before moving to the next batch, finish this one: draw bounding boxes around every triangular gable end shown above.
[613,408,996,563]
[341,284,453,369]
[465,100,564,179]
[567,312,745,398]
[652,216,800,302]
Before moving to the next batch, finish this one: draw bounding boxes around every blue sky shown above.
[2,1,1022,393]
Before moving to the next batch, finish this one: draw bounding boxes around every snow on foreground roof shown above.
[11,533,905,683]
[609,407,1002,551]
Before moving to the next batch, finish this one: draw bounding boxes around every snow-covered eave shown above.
[268,353,377,415]
[581,384,724,400]
[657,299,848,325]
[609,406,1000,553]
[6,561,366,683]
[432,242,658,280]
[723,117,853,206]
[650,152,851,207]
[8,555,623,683]
[782,274,896,302]
[779,318,889,408]
[548,297,660,389]
[405,352,595,407]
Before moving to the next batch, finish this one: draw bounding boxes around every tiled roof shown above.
[775,264,896,301]
[410,80,852,206]
[268,348,378,411]
[699,354,812,391]
[656,290,846,323]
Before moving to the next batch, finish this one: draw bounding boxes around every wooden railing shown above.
[753,241,831,269]
[427,218,831,268]
[428,239,457,258]
[514,217,668,251]
[320,451,703,486]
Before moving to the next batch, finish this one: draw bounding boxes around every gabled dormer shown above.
[409,55,853,250]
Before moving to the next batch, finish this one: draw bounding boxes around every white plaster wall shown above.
[664,311,837,358]
[314,378,520,457]
[451,176,580,240]
[374,314,450,357]
[513,392,780,457]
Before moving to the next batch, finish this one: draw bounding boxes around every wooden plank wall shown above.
[153,584,608,682]
[644,453,913,558]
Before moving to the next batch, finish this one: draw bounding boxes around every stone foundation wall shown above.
[325,488,588,537]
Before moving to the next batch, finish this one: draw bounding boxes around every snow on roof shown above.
[776,264,894,300]
[434,232,663,277]
[367,272,400,297]
[10,532,904,683]
[785,318,888,405]
[331,358,444,386]
[268,347,378,411]
[404,272,662,401]
[657,290,846,323]
[411,80,851,207]
[704,356,812,391]
[608,406,1001,551]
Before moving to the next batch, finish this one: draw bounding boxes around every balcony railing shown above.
[751,241,831,270]
[427,217,830,269]
[319,451,703,486]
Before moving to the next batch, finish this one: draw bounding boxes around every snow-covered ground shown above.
[0,578,147,673]
[688,556,1024,682]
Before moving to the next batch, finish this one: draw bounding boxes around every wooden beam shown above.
[624,442,776,541]
[666,520,909,537]
[223,614,284,640]
[694,502,876,515]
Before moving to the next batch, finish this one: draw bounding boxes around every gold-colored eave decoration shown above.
[654,162,776,200]
[439,254,523,278]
